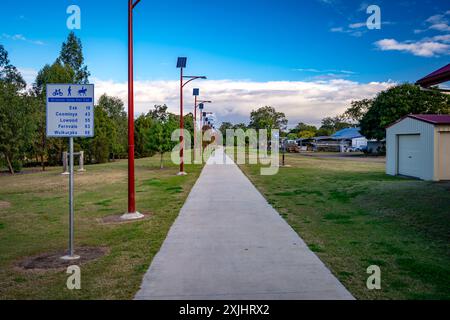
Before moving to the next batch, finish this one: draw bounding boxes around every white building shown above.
[386,114,450,181]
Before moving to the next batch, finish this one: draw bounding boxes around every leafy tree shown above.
[0,45,34,173]
[298,130,316,139]
[0,45,26,90]
[249,106,288,140]
[95,94,127,160]
[89,106,116,163]
[135,113,155,158]
[59,32,90,84]
[148,104,169,122]
[233,123,248,130]
[319,116,352,135]
[286,133,297,140]
[219,122,234,134]
[146,110,178,169]
[184,112,194,148]
[343,99,373,123]
[33,60,75,169]
[290,122,318,138]
[360,84,450,140]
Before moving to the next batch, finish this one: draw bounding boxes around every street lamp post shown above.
[176,57,206,175]
[192,94,211,163]
[193,89,199,163]
[122,0,144,220]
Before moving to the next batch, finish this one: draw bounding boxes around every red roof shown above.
[387,114,450,128]
[409,114,450,125]
[416,63,450,88]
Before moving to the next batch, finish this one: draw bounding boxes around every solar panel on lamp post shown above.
[122,0,144,221]
[177,57,206,176]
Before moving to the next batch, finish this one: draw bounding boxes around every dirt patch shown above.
[100,213,151,225]
[16,247,108,271]
[0,201,11,209]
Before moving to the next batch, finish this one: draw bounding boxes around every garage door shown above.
[398,134,421,178]
[439,132,450,180]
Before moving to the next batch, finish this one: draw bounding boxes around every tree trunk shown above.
[41,153,45,171]
[160,152,164,169]
[5,154,14,175]
[41,132,46,171]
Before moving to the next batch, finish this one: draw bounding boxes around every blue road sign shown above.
[46,84,95,138]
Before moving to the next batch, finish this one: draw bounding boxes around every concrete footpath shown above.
[135,148,354,300]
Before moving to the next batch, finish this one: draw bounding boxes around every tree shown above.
[148,104,169,122]
[146,108,178,168]
[233,123,248,130]
[319,116,352,136]
[291,122,318,138]
[343,99,373,123]
[59,32,90,84]
[298,130,316,139]
[360,84,450,140]
[219,122,234,134]
[89,106,116,163]
[0,45,34,173]
[95,94,127,160]
[33,60,75,169]
[135,113,155,158]
[0,45,26,90]
[249,106,288,134]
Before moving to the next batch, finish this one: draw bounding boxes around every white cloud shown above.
[1,33,44,45]
[431,34,450,43]
[349,22,367,29]
[92,77,394,126]
[382,10,450,57]
[416,10,450,33]
[429,23,450,32]
[17,68,38,87]
[331,21,394,37]
[375,38,450,57]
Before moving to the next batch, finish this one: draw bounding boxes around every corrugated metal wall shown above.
[386,118,435,180]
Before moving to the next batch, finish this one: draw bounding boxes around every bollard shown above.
[62,152,69,175]
[78,151,86,172]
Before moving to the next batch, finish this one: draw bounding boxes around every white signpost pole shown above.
[46,84,94,261]
[68,137,76,259]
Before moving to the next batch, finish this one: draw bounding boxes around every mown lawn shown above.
[0,154,202,299]
[240,154,450,300]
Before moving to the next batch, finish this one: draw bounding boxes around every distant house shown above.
[311,136,340,152]
[332,127,368,152]
[386,114,450,181]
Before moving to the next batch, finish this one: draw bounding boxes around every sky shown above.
[1,0,449,127]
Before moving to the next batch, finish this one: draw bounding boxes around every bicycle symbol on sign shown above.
[52,89,64,97]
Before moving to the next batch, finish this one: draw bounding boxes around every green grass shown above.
[0,153,202,299]
[240,153,450,300]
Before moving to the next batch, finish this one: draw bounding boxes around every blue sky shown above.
[1,0,449,125]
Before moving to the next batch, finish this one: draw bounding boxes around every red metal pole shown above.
[180,68,184,174]
[128,0,136,213]
[193,95,197,163]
